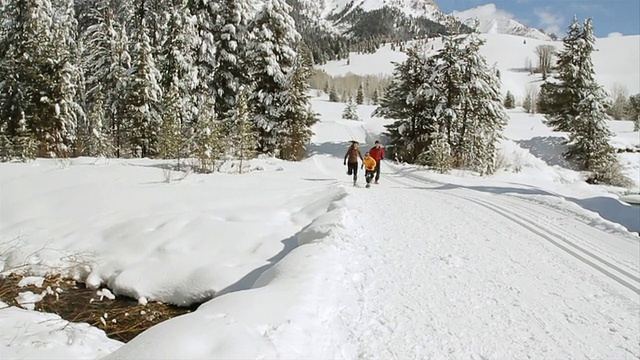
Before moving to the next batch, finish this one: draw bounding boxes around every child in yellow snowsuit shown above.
[361,152,377,188]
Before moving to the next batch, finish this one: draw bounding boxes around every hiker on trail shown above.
[362,152,377,188]
[344,141,363,186]
[368,140,385,184]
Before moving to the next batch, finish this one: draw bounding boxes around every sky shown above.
[439,0,640,37]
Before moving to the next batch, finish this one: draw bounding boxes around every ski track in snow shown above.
[323,158,640,359]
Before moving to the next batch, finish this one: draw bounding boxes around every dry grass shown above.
[0,273,193,343]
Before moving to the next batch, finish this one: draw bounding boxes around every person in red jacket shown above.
[368,140,385,184]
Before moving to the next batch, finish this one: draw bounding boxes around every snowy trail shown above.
[324,159,640,359]
[384,163,640,295]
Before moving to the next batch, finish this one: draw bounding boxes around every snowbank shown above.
[102,193,359,359]
[0,303,122,359]
[0,157,345,306]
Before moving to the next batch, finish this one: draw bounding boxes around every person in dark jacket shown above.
[368,140,385,184]
[344,141,363,186]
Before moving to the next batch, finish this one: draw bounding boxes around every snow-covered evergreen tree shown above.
[329,86,339,102]
[371,88,380,105]
[246,0,302,156]
[190,97,223,173]
[342,100,359,120]
[542,18,622,182]
[212,0,252,140]
[233,88,258,172]
[0,0,84,157]
[189,0,218,97]
[374,45,434,163]
[47,0,84,157]
[157,0,198,160]
[541,17,588,133]
[430,30,507,173]
[356,83,364,105]
[421,130,452,172]
[277,42,318,161]
[12,113,38,161]
[82,6,131,157]
[157,84,184,160]
[127,19,162,158]
[566,86,616,172]
[504,91,515,109]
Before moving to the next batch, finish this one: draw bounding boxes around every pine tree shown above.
[541,17,588,132]
[157,84,184,160]
[523,93,533,113]
[246,0,301,156]
[46,0,84,157]
[12,113,38,161]
[82,6,131,157]
[329,86,340,102]
[421,130,452,172]
[0,0,86,158]
[191,99,223,173]
[234,88,258,172]
[503,91,515,109]
[212,0,252,143]
[430,30,507,173]
[566,86,616,173]
[127,19,162,158]
[278,43,318,161]
[342,100,359,120]
[627,94,640,129]
[374,45,434,163]
[543,18,621,182]
[158,0,198,162]
[371,88,380,105]
[356,83,364,105]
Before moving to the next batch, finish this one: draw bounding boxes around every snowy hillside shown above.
[313,0,441,19]
[318,33,640,98]
[452,4,551,40]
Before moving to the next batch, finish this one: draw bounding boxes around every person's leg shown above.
[375,161,381,182]
[348,162,358,183]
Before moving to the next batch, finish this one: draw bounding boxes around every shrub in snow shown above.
[421,131,452,173]
[504,91,516,109]
[342,100,360,120]
[356,83,365,105]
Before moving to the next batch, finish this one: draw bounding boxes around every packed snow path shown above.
[325,160,640,359]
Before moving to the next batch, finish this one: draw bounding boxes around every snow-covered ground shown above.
[1,91,639,359]
[2,32,640,358]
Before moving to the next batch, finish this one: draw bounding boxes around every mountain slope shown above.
[452,4,551,40]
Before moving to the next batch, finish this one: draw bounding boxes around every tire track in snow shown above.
[382,164,640,295]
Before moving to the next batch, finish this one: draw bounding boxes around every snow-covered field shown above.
[2,34,640,359]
